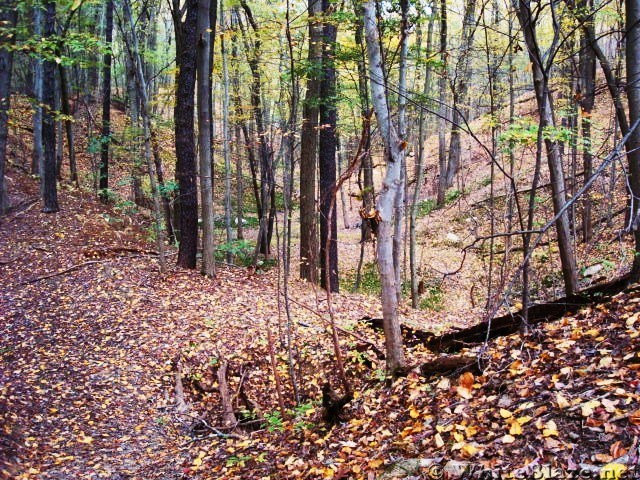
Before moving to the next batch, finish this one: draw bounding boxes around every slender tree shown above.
[0,1,17,214]
[363,0,407,375]
[99,0,114,201]
[42,0,59,213]
[197,0,216,277]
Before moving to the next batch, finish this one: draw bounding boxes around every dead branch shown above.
[217,360,237,427]
[20,260,109,285]
[174,357,190,414]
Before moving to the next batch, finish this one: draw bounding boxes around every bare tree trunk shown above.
[197,0,216,277]
[515,0,578,295]
[32,5,44,179]
[393,0,409,302]
[319,0,339,293]
[444,0,476,191]
[221,0,233,261]
[363,0,407,375]
[173,0,199,269]
[121,0,167,272]
[299,0,322,283]
[410,16,434,308]
[626,0,640,280]
[0,3,16,214]
[58,65,78,185]
[42,1,59,213]
[577,0,596,242]
[436,0,448,206]
[99,0,113,200]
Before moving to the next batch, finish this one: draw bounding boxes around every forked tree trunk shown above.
[363,0,406,375]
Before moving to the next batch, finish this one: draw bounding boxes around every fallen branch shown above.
[20,260,109,285]
[425,275,635,353]
[217,360,237,427]
[418,355,480,377]
[174,357,190,414]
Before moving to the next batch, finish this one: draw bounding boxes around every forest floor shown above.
[2,156,640,480]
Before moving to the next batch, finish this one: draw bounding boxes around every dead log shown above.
[426,275,635,353]
[360,316,436,348]
[419,355,480,377]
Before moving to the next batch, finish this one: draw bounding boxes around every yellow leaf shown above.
[499,408,513,419]
[435,433,445,448]
[368,458,384,469]
[509,420,522,436]
[461,443,479,457]
[409,405,420,419]
[542,420,558,437]
[581,400,601,417]
[516,415,532,425]
[600,463,627,480]
[453,432,464,442]
[556,393,571,409]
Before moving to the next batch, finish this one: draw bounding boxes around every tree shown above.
[99,0,114,201]
[197,0,216,277]
[626,0,640,281]
[514,0,578,295]
[172,0,199,269]
[299,0,323,284]
[42,1,59,213]
[319,0,339,292]
[0,0,17,214]
[363,0,406,375]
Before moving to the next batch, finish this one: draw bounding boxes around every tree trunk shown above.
[99,0,113,200]
[319,0,339,293]
[410,16,434,308]
[444,0,476,191]
[363,0,407,375]
[42,1,59,213]
[221,0,234,261]
[299,0,322,283]
[436,0,448,206]
[197,0,216,277]
[626,0,640,280]
[173,0,199,269]
[58,65,78,185]
[0,3,16,214]
[515,0,578,295]
[577,0,596,242]
[31,5,44,179]
[122,0,167,272]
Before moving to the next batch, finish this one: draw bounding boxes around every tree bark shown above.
[515,0,578,295]
[197,0,216,277]
[42,1,59,213]
[99,0,113,200]
[436,0,448,206]
[221,0,234,261]
[363,0,407,375]
[173,0,199,269]
[319,0,339,293]
[0,3,17,214]
[626,0,640,280]
[299,0,323,282]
